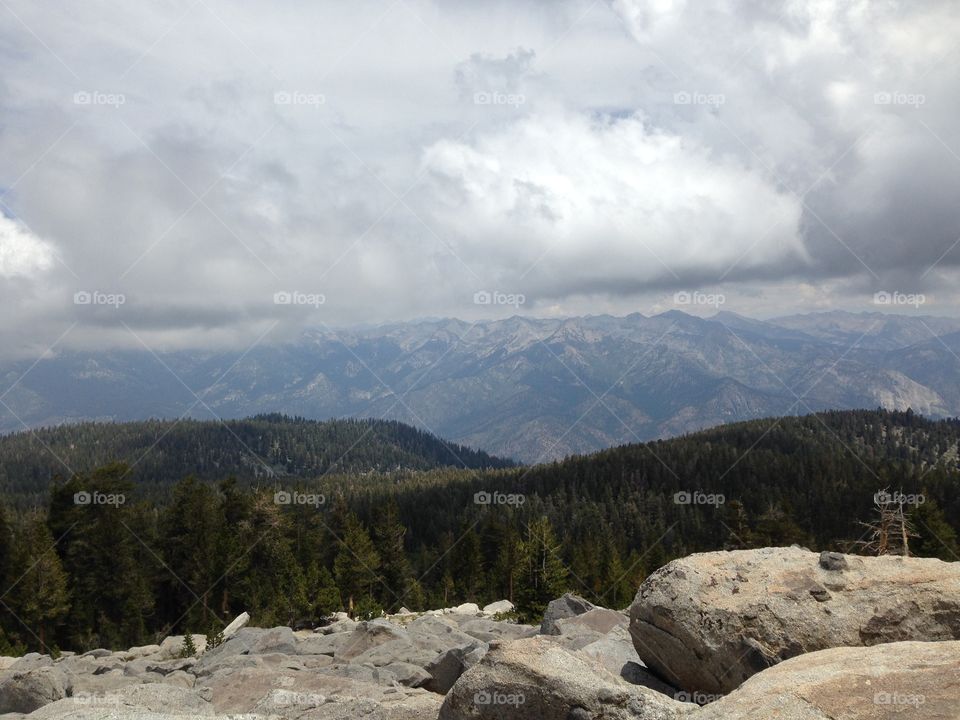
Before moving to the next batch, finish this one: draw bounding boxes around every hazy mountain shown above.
[2,311,960,462]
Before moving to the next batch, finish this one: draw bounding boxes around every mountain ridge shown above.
[3,310,960,462]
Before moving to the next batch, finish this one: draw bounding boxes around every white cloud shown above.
[422,111,807,296]
[0,215,54,278]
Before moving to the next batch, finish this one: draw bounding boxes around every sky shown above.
[1,0,959,358]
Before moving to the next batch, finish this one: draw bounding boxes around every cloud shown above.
[0,214,54,278]
[420,111,807,298]
[0,0,958,358]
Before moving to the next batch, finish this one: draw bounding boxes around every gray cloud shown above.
[0,0,958,359]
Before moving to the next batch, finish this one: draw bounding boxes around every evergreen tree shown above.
[515,517,568,623]
[10,512,70,652]
[311,565,342,617]
[372,500,412,607]
[160,476,224,630]
[911,497,959,561]
[334,513,381,616]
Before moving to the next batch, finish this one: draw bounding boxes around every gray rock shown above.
[319,617,359,635]
[698,640,960,719]
[0,665,71,714]
[540,593,596,635]
[481,600,514,615]
[629,547,960,694]
[248,626,297,655]
[577,626,676,696]
[458,618,537,644]
[296,631,352,656]
[423,643,488,694]
[819,550,849,571]
[335,620,409,662]
[438,636,691,720]
[381,661,432,688]
[28,683,215,719]
[221,611,249,640]
[157,634,207,660]
[552,608,628,650]
[189,627,265,676]
[9,653,52,672]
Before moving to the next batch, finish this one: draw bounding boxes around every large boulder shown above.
[540,593,595,635]
[438,636,692,720]
[697,640,960,719]
[629,547,960,694]
[0,665,71,714]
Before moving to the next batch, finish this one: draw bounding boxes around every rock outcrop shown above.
[697,640,960,719]
[629,547,960,694]
[0,665,72,714]
[438,636,692,720]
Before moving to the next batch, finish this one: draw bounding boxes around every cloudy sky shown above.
[1,0,959,357]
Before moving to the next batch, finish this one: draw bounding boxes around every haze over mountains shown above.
[3,310,960,463]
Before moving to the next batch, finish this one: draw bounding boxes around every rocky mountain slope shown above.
[3,311,960,462]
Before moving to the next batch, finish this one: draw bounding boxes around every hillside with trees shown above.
[0,408,957,656]
[0,414,513,507]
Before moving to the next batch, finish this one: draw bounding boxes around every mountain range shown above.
[3,310,960,462]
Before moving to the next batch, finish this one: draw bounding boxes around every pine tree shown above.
[372,500,412,606]
[515,517,568,623]
[160,476,225,630]
[312,565,342,617]
[334,513,381,616]
[722,500,755,549]
[11,512,70,652]
[910,497,959,561]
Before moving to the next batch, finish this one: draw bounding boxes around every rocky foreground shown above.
[1,548,958,719]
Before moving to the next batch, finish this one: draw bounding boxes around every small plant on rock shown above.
[205,626,225,651]
[179,631,197,658]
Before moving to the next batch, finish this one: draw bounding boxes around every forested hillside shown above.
[0,414,512,507]
[0,409,957,656]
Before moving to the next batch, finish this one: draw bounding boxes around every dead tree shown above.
[854,489,919,556]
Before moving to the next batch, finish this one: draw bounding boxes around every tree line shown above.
[0,408,958,655]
